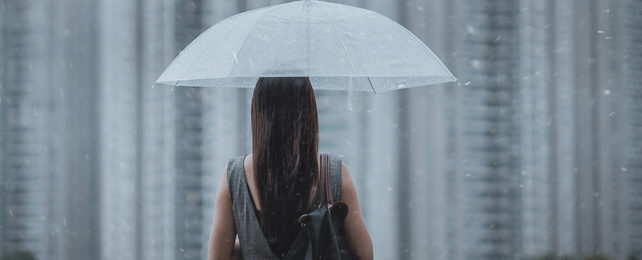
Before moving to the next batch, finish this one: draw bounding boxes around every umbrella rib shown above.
[367,76,376,94]
[228,3,294,78]
[318,5,358,83]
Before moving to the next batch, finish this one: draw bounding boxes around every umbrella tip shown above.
[452,76,462,86]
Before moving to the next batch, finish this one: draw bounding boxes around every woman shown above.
[208,77,373,259]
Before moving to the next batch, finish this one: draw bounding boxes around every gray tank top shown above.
[227,153,342,259]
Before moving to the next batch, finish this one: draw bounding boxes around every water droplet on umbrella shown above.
[232,51,239,64]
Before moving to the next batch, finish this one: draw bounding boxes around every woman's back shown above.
[226,153,343,258]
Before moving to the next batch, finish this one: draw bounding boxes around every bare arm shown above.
[340,163,373,259]
[208,168,240,260]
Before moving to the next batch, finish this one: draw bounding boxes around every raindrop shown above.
[416,6,424,11]
[519,184,524,188]
[471,60,482,69]
[386,187,393,192]
[594,192,600,198]
[464,81,471,86]
[621,167,627,172]
[597,30,604,34]
[466,25,476,34]
[603,89,611,96]
[609,112,615,117]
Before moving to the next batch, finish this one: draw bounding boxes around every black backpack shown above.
[283,153,355,260]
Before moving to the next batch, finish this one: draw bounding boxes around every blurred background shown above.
[1,0,641,259]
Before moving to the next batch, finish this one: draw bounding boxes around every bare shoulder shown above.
[338,162,373,259]
[339,162,357,204]
[340,162,355,189]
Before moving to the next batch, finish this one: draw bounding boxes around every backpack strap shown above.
[319,153,342,204]
[316,153,332,207]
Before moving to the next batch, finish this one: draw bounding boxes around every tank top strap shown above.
[226,154,246,209]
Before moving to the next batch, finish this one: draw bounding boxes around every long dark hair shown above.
[251,77,319,254]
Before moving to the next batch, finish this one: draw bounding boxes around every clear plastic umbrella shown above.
[155,0,456,107]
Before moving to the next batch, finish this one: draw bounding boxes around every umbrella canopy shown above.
[155,0,456,93]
